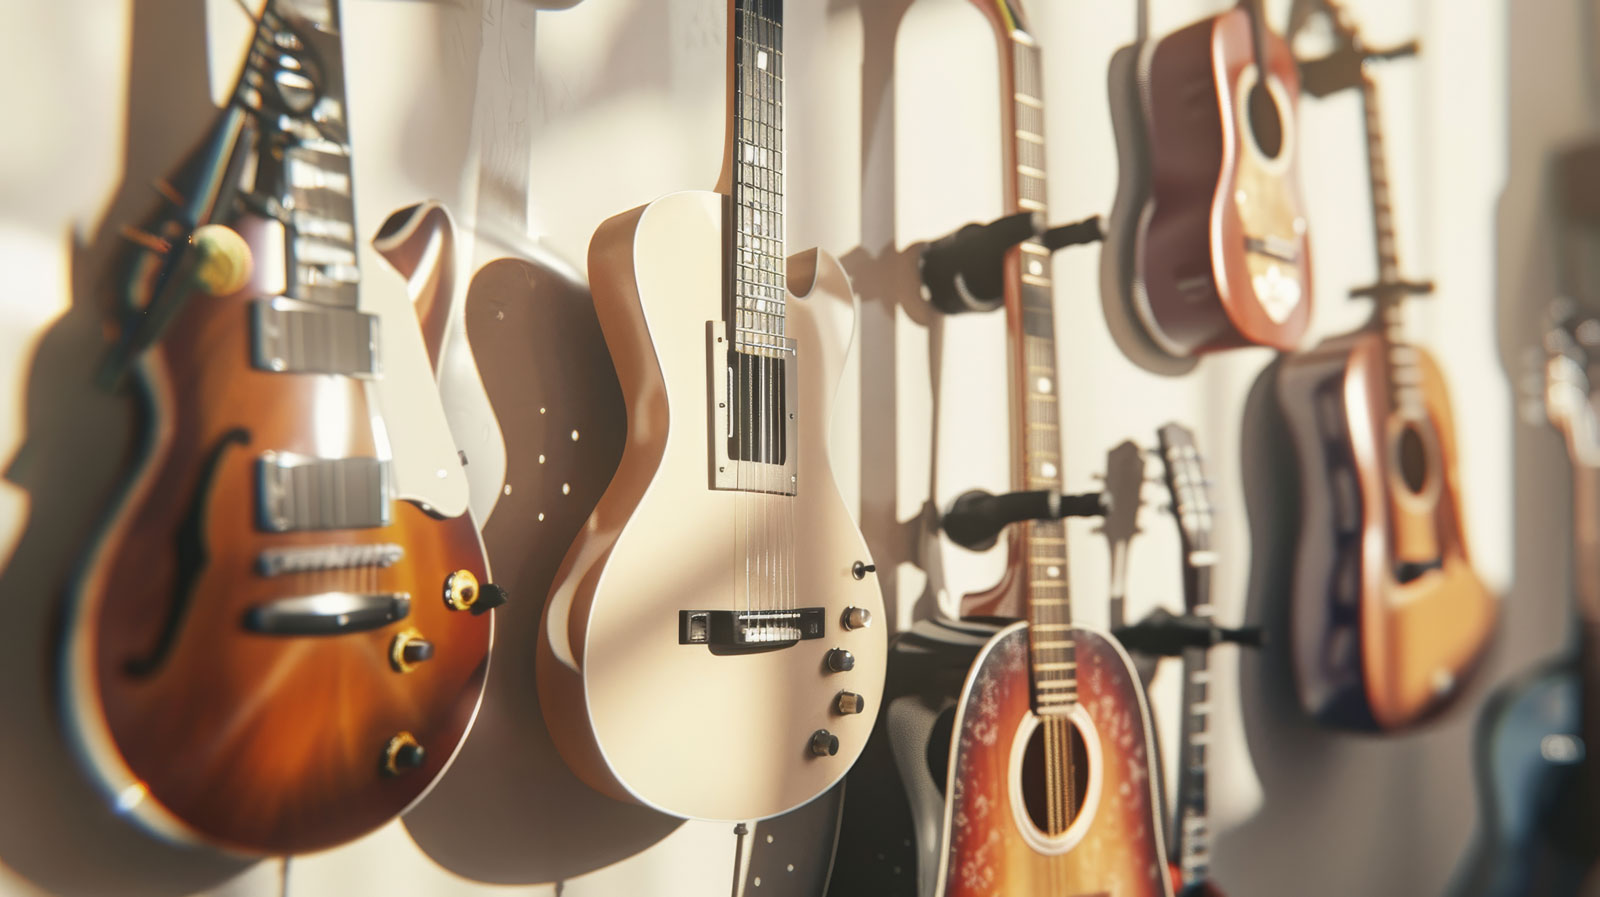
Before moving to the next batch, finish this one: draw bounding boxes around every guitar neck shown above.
[243,0,361,310]
[728,0,787,355]
[1173,564,1215,887]
[977,0,1075,714]
[1358,73,1407,340]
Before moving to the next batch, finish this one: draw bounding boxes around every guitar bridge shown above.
[678,608,825,649]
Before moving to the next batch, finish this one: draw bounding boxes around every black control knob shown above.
[470,582,509,616]
[826,648,856,673]
[382,732,426,776]
[836,691,866,715]
[842,606,873,630]
[921,212,1104,314]
[942,488,1108,552]
[390,630,435,672]
[810,729,840,757]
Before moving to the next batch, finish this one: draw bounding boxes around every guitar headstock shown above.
[1296,0,1418,98]
[1545,300,1600,469]
[1099,441,1148,547]
[1156,423,1215,561]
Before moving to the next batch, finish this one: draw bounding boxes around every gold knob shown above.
[444,569,479,611]
[189,224,253,296]
[382,731,425,776]
[389,629,434,673]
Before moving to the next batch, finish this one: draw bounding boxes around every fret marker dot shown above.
[757,50,769,70]
[538,454,545,464]
[539,407,546,415]
[1036,377,1052,394]
[571,430,580,441]
[537,512,545,521]
[1041,461,1057,478]
[1029,259,1043,275]
[562,483,571,495]
[1046,566,1061,578]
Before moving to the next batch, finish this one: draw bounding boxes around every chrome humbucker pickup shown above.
[251,298,379,376]
[257,542,404,576]
[708,320,798,495]
[257,452,391,532]
[678,607,826,649]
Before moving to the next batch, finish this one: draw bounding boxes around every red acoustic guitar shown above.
[64,0,496,853]
[1135,0,1312,356]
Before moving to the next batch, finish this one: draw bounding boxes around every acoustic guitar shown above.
[63,0,496,853]
[537,0,887,822]
[1278,1,1494,731]
[1135,0,1313,356]
[827,5,1172,894]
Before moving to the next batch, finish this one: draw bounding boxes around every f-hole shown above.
[1396,423,1430,495]
[1020,716,1090,836]
[1247,77,1284,160]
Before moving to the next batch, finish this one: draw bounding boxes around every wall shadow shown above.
[1100,0,1201,379]
[0,1,266,892]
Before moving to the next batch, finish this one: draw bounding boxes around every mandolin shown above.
[827,5,1172,894]
[1135,0,1312,356]
[537,0,887,822]
[1278,1,1494,731]
[1154,424,1227,897]
[63,0,497,853]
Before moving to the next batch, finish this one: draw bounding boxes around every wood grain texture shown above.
[940,624,1171,897]
[539,191,887,821]
[66,210,491,854]
[1279,332,1495,730]
[1136,4,1312,356]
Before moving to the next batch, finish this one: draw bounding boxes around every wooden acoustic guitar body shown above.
[1278,332,1494,730]
[65,209,493,853]
[938,623,1171,897]
[539,190,887,822]
[1136,4,1312,356]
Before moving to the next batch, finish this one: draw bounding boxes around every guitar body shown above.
[1278,331,1494,729]
[540,190,886,822]
[1136,3,1312,355]
[1464,660,1588,896]
[65,206,492,853]
[941,623,1169,896]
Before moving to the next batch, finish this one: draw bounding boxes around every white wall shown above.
[0,0,1578,895]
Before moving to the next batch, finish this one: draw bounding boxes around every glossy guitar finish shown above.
[1278,4,1492,731]
[1279,333,1493,729]
[64,3,491,853]
[539,191,886,821]
[939,624,1170,897]
[1135,1,1312,356]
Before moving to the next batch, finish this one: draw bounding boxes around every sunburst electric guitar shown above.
[65,0,497,854]
[538,0,886,822]
[1279,2,1494,731]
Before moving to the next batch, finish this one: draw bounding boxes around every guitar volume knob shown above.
[382,732,426,776]
[836,691,865,715]
[389,629,435,673]
[825,649,855,673]
[444,569,479,611]
[809,729,840,757]
[841,606,873,630]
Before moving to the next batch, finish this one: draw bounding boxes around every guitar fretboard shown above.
[243,0,360,309]
[730,0,786,358]
[1357,68,1426,415]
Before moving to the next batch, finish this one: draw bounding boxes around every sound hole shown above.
[1247,79,1284,160]
[1020,716,1089,836]
[1397,423,1430,494]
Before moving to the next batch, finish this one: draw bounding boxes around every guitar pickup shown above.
[244,592,410,635]
[679,608,826,648]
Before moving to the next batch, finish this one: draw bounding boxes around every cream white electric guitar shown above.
[539,0,887,822]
